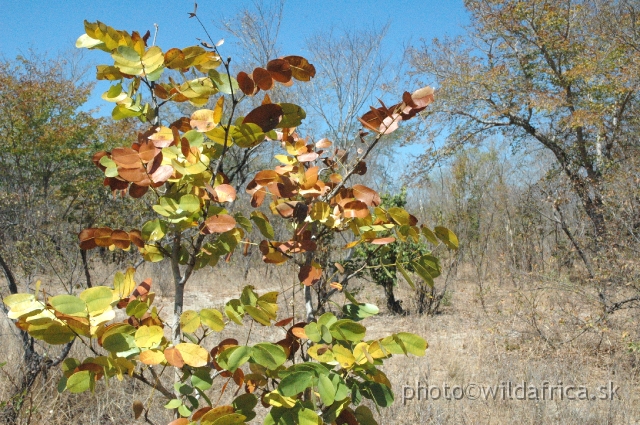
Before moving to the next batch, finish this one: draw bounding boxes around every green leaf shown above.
[191,368,213,391]
[434,226,459,249]
[180,310,201,333]
[67,371,92,393]
[387,207,410,226]
[317,312,337,328]
[365,382,394,407]
[342,303,379,321]
[251,343,286,370]
[49,294,86,317]
[395,332,427,356]
[178,404,191,417]
[231,123,265,148]
[164,399,182,409]
[240,286,258,306]
[317,374,335,406]
[354,405,379,425]
[303,322,322,343]
[225,299,244,325]
[209,69,240,95]
[298,407,321,425]
[329,319,366,342]
[103,332,136,354]
[278,103,306,128]
[200,308,225,331]
[179,194,201,213]
[250,211,274,239]
[78,286,113,315]
[278,371,315,397]
[112,104,142,120]
[217,346,252,372]
[141,219,167,242]
[232,393,257,421]
[421,226,439,245]
[134,325,164,349]
[396,262,416,289]
[234,213,253,232]
[244,305,271,326]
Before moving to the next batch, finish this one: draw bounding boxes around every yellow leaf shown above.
[175,343,209,367]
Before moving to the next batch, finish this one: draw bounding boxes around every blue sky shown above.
[1,0,468,66]
[1,0,469,152]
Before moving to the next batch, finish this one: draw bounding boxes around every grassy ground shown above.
[1,261,639,424]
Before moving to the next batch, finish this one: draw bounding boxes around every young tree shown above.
[3,12,456,425]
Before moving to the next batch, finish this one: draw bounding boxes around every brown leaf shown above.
[150,164,174,183]
[94,227,114,247]
[315,138,332,149]
[243,103,283,132]
[129,230,145,248]
[237,71,256,96]
[111,230,131,250]
[132,400,144,420]
[201,214,237,234]
[266,58,292,83]
[251,188,267,208]
[191,407,212,422]
[297,151,319,162]
[353,161,367,175]
[118,166,150,184]
[336,409,359,425]
[164,48,187,69]
[169,117,192,132]
[131,278,152,301]
[111,147,141,168]
[274,317,294,327]
[283,56,316,81]
[254,170,280,185]
[79,228,98,250]
[128,183,149,198]
[253,67,273,91]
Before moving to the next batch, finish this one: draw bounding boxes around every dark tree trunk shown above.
[381,277,405,315]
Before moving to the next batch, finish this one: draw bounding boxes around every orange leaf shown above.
[298,263,322,286]
[343,200,370,218]
[367,237,396,245]
[163,347,185,368]
[291,326,308,339]
[352,184,381,207]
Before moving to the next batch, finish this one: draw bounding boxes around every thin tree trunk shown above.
[554,203,595,279]
[81,249,92,288]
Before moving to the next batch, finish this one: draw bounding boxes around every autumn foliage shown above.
[4,14,456,425]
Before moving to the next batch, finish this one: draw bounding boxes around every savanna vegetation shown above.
[1,0,639,424]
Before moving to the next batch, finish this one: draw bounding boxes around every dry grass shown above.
[2,260,640,424]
